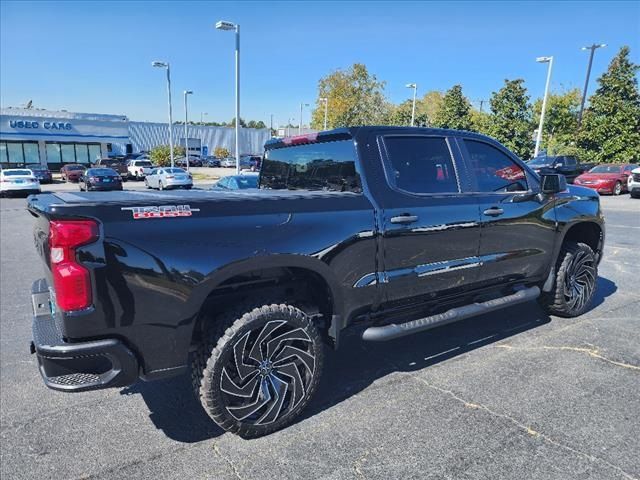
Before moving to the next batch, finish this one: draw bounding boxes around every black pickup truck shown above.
[527,155,595,183]
[27,127,604,438]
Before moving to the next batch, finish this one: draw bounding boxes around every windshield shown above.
[589,165,622,174]
[165,168,186,174]
[2,170,32,176]
[528,156,551,166]
[136,161,153,167]
[66,165,85,171]
[87,168,117,176]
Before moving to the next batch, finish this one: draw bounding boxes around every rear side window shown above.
[383,136,459,194]
[261,140,361,192]
[464,140,528,193]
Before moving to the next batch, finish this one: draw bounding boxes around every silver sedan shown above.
[144,167,193,190]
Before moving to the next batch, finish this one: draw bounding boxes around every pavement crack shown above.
[496,344,640,371]
[410,375,638,480]
[213,442,244,480]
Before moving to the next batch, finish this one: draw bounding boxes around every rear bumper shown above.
[86,184,123,191]
[30,279,138,392]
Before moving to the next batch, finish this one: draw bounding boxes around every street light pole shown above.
[152,61,174,167]
[578,43,606,128]
[299,103,309,135]
[534,56,553,158]
[216,20,241,174]
[406,83,417,126]
[320,97,328,130]
[183,90,193,173]
[200,112,208,124]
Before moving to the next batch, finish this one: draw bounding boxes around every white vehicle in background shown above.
[127,159,154,180]
[0,169,41,197]
[628,166,640,198]
[144,167,193,190]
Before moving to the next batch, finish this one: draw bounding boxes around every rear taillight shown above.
[49,220,99,311]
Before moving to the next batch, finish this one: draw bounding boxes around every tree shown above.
[532,88,581,155]
[150,145,185,167]
[214,146,230,158]
[311,63,389,129]
[420,90,445,124]
[469,109,492,136]
[387,99,429,126]
[577,46,640,163]
[487,79,534,160]
[433,85,472,130]
[228,117,247,128]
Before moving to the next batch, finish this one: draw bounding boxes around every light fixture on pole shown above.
[578,43,606,128]
[534,56,553,158]
[216,20,241,174]
[406,83,417,126]
[299,103,309,135]
[319,97,328,130]
[152,61,174,167]
[183,90,193,173]
[200,112,208,123]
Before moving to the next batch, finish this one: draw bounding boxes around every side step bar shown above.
[362,286,540,342]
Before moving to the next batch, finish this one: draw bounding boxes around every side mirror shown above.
[541,174,567,194]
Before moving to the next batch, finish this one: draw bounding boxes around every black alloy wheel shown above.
[193,303,324,438]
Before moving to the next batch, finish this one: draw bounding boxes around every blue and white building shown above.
[0,108,271,170]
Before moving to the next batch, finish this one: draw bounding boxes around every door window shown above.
[464,140,528,192]
[382,136,459,194]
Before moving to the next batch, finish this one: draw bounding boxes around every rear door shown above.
[458,138,557,287]
[375,133,482,305]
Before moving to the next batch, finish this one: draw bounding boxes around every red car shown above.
[60,164,87,182]
[574,164,635,195]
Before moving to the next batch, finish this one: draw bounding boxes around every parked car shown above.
[220,157,236,168]
[78,168,123,192]
[527,155,594,183]
[60,164,87,182]
[93,158,128,180]
[203,157,221,168]
[573,164,636,195]
[628,166,640,198]
[0,168,40,196]
[175,156,203,168]
[127,159,154,180]
[27,127,605,439]
[144,167,193,190]
[25,164,53,184]
[240,155,262,171]
[212,173,259,190]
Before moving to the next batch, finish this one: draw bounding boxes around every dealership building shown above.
[0,107,272,170]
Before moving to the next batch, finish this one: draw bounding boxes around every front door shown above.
[459,138,557,287]
[376,134,482,305]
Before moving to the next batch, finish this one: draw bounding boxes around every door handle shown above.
[390,214,419,224]
[483,207,504,217]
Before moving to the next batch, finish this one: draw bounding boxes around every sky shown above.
[1,0,639,127]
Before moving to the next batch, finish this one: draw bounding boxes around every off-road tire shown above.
[538,241,597,317]
[191,302,324,438]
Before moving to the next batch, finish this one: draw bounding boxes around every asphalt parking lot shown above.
[1,193,638,480]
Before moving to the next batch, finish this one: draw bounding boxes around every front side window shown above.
[261,139,361,192]
[465,140,528,192]
[383,136,458,194]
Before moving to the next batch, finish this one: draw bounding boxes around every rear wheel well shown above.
[191,267,335,348]
[562,222,603,258]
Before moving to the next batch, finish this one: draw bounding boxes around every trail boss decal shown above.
[121,205,200,219]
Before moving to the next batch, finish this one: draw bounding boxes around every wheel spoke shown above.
[256,374,288,425]
[233,331,257,381]
[274,361,305,409]
[220,367,259,398]
[273,345,315,375]
[248,321,286,363]
[266,328,311,360]
[227,378,272,421]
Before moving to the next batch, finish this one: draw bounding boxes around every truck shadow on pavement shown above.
[121,276,616,443]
